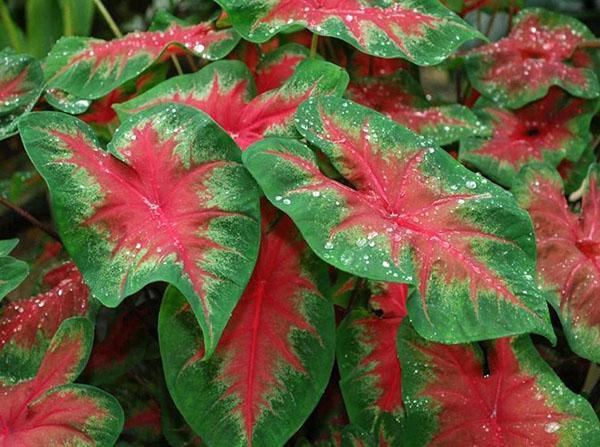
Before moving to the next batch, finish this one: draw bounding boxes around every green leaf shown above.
[26,0,63,58]
[18,104,261,358]
[59,0,94,37]
[0,238,28,301]
[243,96,554,344]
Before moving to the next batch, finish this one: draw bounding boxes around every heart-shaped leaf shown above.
[514,163,600,362]
[159,205,335,447]
[460,89,599,187]
[0,317,124,446]
[464,8,600,108]
[216,0,482,64]
[254,43,311,94]
[0,48,43,140]
[0,262,92,379]
[346,73,486,146]
[18,104,261,358]
[243,96,553,344]
[116,59,348,149]
[397,323,600,446]
[337,282,408,445]
[44,13,240,100]
[0,239,28,302]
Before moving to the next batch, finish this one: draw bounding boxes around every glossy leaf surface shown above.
[460,89,598,187]
[244,96,553,344]
[18,105,261,358]
[116,59,348,149]
[464,8,600,108]
[514,164,600,362]
[159,206,335,447]
[0,239,28,302]
[44,14,240,99]
[0,317,124,446]
[397,323,600,446]
[216,0,482,64]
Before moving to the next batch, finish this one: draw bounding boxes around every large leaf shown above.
[216,0,482,64]
[0,48,43,140]
[397,323,600,446]
[460,89,599,187]
[116,59,348,149]
[337,282,408,446]
[244,96,553,344]
[346,73,485,146]
[159,205,335,447]
[0,262,92,379]
[44,14,240,100]
[18,104,261,358]
[464,8,600,108]
[0,317,124,446]
[0,239,28,302]
[514,164,600,363]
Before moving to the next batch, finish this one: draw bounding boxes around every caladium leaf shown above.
[216,0,482,64]
[0,317,124,446]
[254,43,311,94]
[44,14,240,100]
[558,144,596,195]
[0,239,29,302]
[514,164,600,363]
[337,282,408,445]
[0,262,91,379]
[116,59,348,149]
[18,104,261,358]
[159,207,335,447]
[0,48,43,140]
[464,8,600,108]
[460,89,599,187]
[346,73,485,146]
[244,96,553,344]
[397,323,600,446]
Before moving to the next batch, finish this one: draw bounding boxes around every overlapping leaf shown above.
[216,0,482,64]
[337,282,408,446]
[514,164,600,362]
[0,48,43,140]
[116,59,348,149]
[0,239,28,302]
[159,206,335,447]
[464,8,600,108]
[346,73,485,146]
[0,262,91,379]
[460,89,598,187]
[397,323,600,446]
[44,12,240,100]
[244,96,553,344]
[0,317,124,446]
[254,43,311,94]
[18,104,261,358]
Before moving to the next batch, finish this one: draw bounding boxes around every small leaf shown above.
[0,262,91,379]
[216,0,483,64]
[337,282,407,445]
[244,96,553,344]
[514,163,600,363]
[0,317,124,446]
[397,322,600,446]
[116,59,348,149]
[464,8,600,108]
[159,205,335,447]
[346,73,486,146]
[0,239,28,302]
[44,13,240,99]
[18,104,261,358]
[460,89,599,187]
[0,48,43,140]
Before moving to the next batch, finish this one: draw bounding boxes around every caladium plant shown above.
[244,96,553,344]
[0,0,598,445]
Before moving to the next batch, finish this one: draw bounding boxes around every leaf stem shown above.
[310,34,319,59]
[93,0,122,38]
[582,363,600,397]
[577,39,600,49]
[0,196,60,242]
[171,55,184,76]
[0,0,24,52]
[485,11,497,37]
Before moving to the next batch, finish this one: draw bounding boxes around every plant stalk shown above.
[93,0,122,38]
[582,363,600,397]
[310,34,319,59]
[0,0,24,52]
[0,196,60,242]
